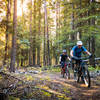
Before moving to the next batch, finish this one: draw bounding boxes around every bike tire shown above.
[73,68,80,82]
[83,68,91,87]
[66,70,70,79]
[61,68,65,78]
[76,71,80,83]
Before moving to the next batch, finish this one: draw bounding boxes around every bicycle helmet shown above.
[77,41,83,45]
[63,50,66,53]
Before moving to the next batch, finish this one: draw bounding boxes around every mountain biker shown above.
[59,50,70,74]
[70,41,92,80]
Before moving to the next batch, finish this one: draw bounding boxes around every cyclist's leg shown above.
[74,61,79,80]
[80,61,85,74]
[71,58,77,80]
[61,62,64,74]
[70,59,73,70]
[66,65,70,79]
[71,57,76,70]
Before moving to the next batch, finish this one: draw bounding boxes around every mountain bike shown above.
[61,62,70,79]
[71,56,91,87]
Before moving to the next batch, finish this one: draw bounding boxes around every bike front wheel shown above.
[83,68,91,87]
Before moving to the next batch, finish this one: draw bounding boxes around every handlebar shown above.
[71,55,92,61]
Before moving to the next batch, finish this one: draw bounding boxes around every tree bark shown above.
[10,0,17,72]
[21,0,24,18]
[44,0,50,66]
[29,0,33,66]
[91,0,95,67]
[37,0,41,66]
[43,10,46,66]
[33,0,36,66]
[78,0,82,40]
[71,3,75,40]
[87,0,91,52]
[3,0,11,65]
[0,93,8,100]
[55,1,59,65]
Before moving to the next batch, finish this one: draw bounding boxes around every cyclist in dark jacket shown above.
[59,50,70,68]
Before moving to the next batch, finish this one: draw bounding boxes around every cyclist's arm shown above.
[70,46,76,57]
[70,50,74,57]
[67,56,71,61]
[85,51,91,56]
[82,46,91,56]
[59,56,61,62]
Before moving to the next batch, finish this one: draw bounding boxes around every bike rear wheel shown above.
[61,68,65,78]
[66,68,70,79]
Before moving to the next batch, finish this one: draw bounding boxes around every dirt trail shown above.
[0,69,100,100]
[38,72,100,100]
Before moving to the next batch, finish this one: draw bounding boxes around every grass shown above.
[25,74,34,81]
[88,66,100,71]
[9,96,20,100]
[88,66,96,71]
[41,66,61,73]
[95,66,100,70]
[0,74,3,80]
[41,90,51,97]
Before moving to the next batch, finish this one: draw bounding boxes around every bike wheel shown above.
[61,68,65,78]
[73,68,79,82]
[76,72,80,83]
[66,69,70,79]
[83,68,91,87]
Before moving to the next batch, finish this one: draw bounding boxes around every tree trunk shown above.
[58,1,60,43]
[33,0,36,66]
[3,0,11,65]
[21,0,24,18]
[10,0,17,72]
[87,0,91,52]
[44,0,50,66]
[43,10,46,66]
[37,0,41,66]
[71,3,75,40]
[47,24,50,66]
[29,0,33,66]
[55,1,59,65]
[90,0,95,67]
[21,50,24,66]
[0,93,8,100]
[78,0,82,40]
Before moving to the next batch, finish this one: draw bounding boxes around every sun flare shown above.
[17,0,28,16]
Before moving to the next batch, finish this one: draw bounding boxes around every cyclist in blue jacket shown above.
[70,41,92,80]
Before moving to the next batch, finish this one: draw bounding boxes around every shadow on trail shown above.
[47,73,100,100]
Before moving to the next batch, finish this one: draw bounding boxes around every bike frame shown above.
[71,56,91,87]
[61,62,70,78]
[62,62,70,72]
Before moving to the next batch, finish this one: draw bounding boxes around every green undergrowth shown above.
[96,66,100,70]
[9,96,20,100]
[88,66,100,71]
[0,74,3,80]
[41,66,61,73]
[57,95,71,100]
[41,90,51,97]
[88,66,96,71]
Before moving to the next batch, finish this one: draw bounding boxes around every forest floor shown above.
[0,67,100,100]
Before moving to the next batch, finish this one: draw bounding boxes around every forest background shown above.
[0,0,100,72]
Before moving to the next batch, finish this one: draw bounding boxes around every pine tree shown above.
[10,0,17,72]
